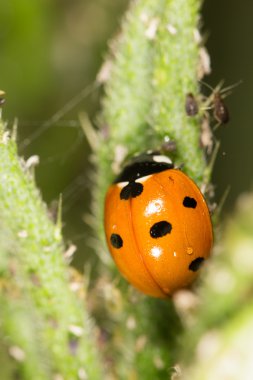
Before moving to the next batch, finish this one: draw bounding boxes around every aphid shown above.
[185,93,199,116]
[213,92,229,124]
[201,80,241,126]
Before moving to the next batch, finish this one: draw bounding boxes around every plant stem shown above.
[94,0,207,378]
[0,119,102,380]
[179,192,253,379]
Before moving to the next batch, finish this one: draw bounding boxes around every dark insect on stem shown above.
[200,80,239,125]
[213,92,229,124]
[185,93,199,116]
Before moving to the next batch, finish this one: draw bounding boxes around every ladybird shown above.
[104,153,213,298]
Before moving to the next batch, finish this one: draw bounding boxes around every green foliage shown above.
[179,193,253,379]
[183,302,253,380]
[0,119,102,379]
[151,0,205,183]
[0,1,54,116]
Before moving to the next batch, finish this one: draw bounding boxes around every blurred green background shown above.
[0,0,251,268]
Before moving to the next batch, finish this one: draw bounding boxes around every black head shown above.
[114,152,174,184]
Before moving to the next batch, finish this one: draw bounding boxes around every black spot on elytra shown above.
[120,181,143,200]
[189,257,204,272]
[150,221,172,238]
[183,196,197,209]
[110,233,123,249]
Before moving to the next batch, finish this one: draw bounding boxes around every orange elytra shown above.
[104,153,213,298]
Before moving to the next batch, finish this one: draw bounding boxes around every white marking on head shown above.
[117,181,129,188]
[136,175,151,183]
[153,155,172,164]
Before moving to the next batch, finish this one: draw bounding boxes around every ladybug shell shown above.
[104,167,213,298]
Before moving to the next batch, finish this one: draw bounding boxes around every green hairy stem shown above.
[0,119,102,380]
